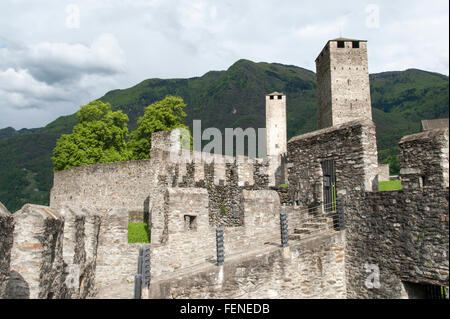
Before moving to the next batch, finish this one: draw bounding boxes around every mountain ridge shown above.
[0,59,448,212]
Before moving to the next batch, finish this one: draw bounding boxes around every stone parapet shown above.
[8,204,66,299]
[0,202,14,298]
[399,128,449,189]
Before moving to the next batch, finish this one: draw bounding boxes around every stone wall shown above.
[286,119,379,299]
[285,121,449,299]
[202,158,271,227]
[151,188,214,278]
[50,159,156,213]
[346,188,449,298]
[0,202,13,298]
[94,208,144,299]
[286,119,379,208]
[149,231,346,299]
[151,129,182,152]
[9,124,447,299]
[421,119,449,131]
[150,188,283,279]
[51,133,274,228]
[48,129,280,298]
[56,205,144,299]
[224,190,281,255]
[377,164,390,182]
[399,128,449,190]
[128,211,145,223]
[7,204,67,299]
[343,128,449,298]
[59,207,103,298]
[1,202,143,299]
[50,148,173,239]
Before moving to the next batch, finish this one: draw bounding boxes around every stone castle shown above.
[0,38,448,299]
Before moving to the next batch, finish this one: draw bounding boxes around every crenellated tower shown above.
[315,38,372,129]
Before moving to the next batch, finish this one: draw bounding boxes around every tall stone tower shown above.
[265,92,287,157]
[315,38,372,129]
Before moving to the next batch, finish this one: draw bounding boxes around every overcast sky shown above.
[0,0,448,130]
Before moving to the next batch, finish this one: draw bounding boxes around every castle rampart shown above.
[7,204,67,299]
[149,231,346,299]
[1,38,448,300]
[347,187,449,298]
[286,120,448,298]
[399,128,449,189]
[286,118,379,209]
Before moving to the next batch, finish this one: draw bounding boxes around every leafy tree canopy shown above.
[128,95,190,159]
[52,101,131,171]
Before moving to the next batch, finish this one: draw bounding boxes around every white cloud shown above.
[0,68,67,102]
[294,17,349,39]
[0,33,126,128]
[18,33,126,84]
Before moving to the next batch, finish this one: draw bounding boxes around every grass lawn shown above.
[379,180,402,191]
[128,222,150,243]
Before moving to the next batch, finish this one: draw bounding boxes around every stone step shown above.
[294,228,311,234]
[290,228,330,241]
[296,227,323,233]
[296,216,330,223]
[294,225,328,234]
[302,223,323,229]
[288,234,302,241]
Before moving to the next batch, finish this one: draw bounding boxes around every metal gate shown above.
[321,160,337,213]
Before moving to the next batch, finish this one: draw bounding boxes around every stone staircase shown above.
[289,213,336,241]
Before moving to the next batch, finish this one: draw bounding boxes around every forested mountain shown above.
[0,60,448,212]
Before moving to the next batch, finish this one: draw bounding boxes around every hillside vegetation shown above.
[0,60,448,212]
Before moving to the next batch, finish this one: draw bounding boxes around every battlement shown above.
[399,128,449,189]
[150,188,283,277]
[316,38,372,129]
[49,127,288,230]
[1,38,448,300]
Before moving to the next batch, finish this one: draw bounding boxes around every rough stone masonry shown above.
[0,38,448,299]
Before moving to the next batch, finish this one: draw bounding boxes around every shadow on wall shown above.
[402,281,449,299]
[144,196,150,230]
[4,271,29,299]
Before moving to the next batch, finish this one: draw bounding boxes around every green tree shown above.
[379,146,400,175]
[385,154,400,175]
[128,95,190,159]
[52,101,131,171]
